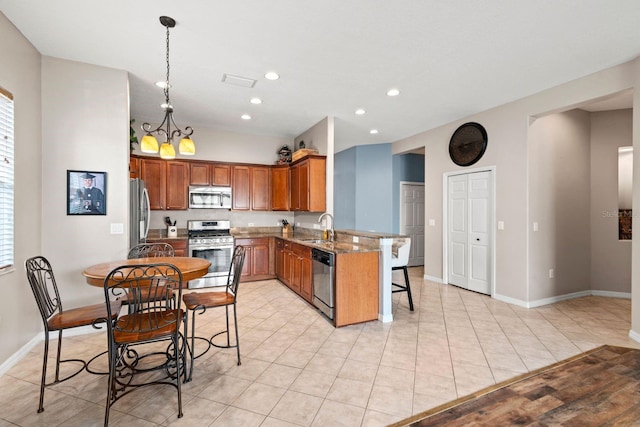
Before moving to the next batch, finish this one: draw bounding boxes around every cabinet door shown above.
[129,157,139,179]
[212,163,231,186]
[189,163,210,185]
[240,245,252,279]
[299,256,313,302]
[251,166,270,211]
[290,164,300,211]
[308,157,326,212]
[140,158,166,210]
[166,161,189,210]
[298,160,310,211]
[275,239,284,279]
[252,242,270,276]
[271,166,289,211]
[232,166,250,210]
[288,251,300,292]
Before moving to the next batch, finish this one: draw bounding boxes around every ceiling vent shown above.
[222,74,256,88]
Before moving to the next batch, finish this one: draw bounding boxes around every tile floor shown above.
[1,267,638,426]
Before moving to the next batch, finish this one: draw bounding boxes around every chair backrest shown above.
[226,245,246,295]
[103,263,183,334]
[25,256,62,325]
[127,243,175,259]
[391,238,411,267]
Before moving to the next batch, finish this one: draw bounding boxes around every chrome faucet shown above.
[318,212,334,241]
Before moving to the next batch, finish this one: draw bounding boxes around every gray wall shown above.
[334,147,356,230]
[591,109,633,294]
[392,153,425,234]
[528,109,591,301]
[0,11,43,366]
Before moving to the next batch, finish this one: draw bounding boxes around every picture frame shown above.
[67,170,107,215]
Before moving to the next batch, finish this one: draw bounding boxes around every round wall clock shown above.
[448,122,488,166]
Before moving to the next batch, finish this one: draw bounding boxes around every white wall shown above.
[0,11,43,365]
[591,109,633,294]
[393,59,638,307]
[41,57,130,307]
[528,109,591,301]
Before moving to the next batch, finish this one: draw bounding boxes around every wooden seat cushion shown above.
[113,308,184,344]
[47,300,122,331]
[183,291,235,310]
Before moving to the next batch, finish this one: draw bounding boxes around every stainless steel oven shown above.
[187,220,234,289]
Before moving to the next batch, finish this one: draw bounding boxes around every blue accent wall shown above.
[334,146,424,234]
[392,153,425,233]
[334,147,356,229]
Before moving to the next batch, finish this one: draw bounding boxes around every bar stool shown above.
[391,238,414,311]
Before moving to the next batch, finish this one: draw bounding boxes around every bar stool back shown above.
[391,238,414,311]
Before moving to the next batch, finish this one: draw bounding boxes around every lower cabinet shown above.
[275,238,313,303]
[145,238,188,257]
[235,237,274,282]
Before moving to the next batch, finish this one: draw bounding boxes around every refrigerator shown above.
[129,178,150,248]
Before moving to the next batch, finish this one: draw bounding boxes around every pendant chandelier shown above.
[140,16,195,159]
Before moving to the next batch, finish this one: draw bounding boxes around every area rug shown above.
[391,345,640,426]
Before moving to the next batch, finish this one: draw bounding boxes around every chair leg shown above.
[403,266,414,311]
[37,332,49,413]
[233,303,241,366]
[174,334,183,418]
[104,343,117,427]
[54,330,63,382]
[225,306,231,347]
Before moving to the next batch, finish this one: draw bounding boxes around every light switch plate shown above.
[110,223,124,234]
[533,222,539,232]
[498,221,504,230]
[353,236,359,243]
[429,219,435,226]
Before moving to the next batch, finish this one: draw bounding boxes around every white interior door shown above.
[400,183,425,266]
[448,171,492,295]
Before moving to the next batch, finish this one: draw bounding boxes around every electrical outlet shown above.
[353,236,359,243]
[248,222,254,227]
[313,224,321,229]
[533,222,539,232]
[549,269,554,278]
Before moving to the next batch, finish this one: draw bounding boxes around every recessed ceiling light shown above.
[265,72,280,80]
[355,109,366,115]
[155,81,170,89]
[250,98,263,105]
[241,114,252,120]
[369,129,379,134]
[386,88,400,97]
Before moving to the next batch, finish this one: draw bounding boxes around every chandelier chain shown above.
[164,24,170,103]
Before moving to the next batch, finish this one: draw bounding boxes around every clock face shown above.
[449,122,488,167]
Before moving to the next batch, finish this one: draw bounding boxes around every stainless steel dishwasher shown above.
[312,248,335,320]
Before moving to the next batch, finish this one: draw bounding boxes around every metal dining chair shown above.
[102,262,186,426]
[182,245,246,381]
[25,256,122,414]
[123,242,176,312]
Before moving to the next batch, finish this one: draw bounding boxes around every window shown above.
[0,87,14,270]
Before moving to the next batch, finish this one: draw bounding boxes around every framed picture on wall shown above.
[67,170,107,215]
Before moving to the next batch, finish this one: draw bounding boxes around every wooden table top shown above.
[82,256,211,287]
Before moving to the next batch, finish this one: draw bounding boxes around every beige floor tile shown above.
[374,365,415,392]
[304,353,345,376]
[269,390,323,426]
[164,396,227,426]
[256,363,302,388]
[326,377,373,408]
[360,409,404,427]
[209,406,265,427]
[338,359,379,384]
[367,384,413,417]
[198,374,252,405]
[311,399,365,426]
[231,382,286,415]
[289,369,336,398]
[274,348,315,369]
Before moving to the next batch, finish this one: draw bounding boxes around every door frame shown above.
[399,181,425,266]
[442,166,496,296]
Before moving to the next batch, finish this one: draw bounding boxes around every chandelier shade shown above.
[141,16,195,158]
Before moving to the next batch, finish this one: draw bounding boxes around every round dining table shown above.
[82,256,211,287]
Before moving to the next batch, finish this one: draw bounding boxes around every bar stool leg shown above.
[403,266,414,311]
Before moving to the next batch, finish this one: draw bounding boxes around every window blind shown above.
[0,88,14,271]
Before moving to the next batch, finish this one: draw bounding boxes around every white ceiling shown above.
[2,1,640,152]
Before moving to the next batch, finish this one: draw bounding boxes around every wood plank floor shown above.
[392,345,640,426]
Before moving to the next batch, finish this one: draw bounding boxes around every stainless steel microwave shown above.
[188,186,232,209]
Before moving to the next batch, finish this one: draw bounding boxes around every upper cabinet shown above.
[138,157,188,210]
[232,165,270,211]
[271,165,290,211]
[189,161,231,186]
[290,155,326,212]
[131,154,324,212]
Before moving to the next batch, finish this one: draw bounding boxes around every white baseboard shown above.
[493,293,529,308]
[494,289,630,309]
[424,275,443,283]
[629,329,640,343]
[0,325,105,378]
[379,313,394,323]
[591,290,632,299]
[0,334,40,377]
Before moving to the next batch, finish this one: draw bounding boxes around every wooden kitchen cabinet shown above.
[235,237,274,282]
[271,165,290,211]
[232,165,270,211]
[129,157,139,179]
[290,155,326,212]
[275,238,312,302]
[137,157,189,210]
[146,238,188,257]
[334,251,379,327]
[189,161,231,186]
